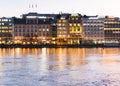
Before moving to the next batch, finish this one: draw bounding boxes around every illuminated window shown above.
[9,19,11,22]
[74,24,76,26]
[78,24,80,26]
[62,24,65,26]
[62,20,67,23]
[58,24,61,26]
[39,29,41,31]
[9,23,12,25]
[72,18,74,20]
[69,24,72,26]
[43,29,45,31]
[76,18,78,20]
[58,28,62,30]
[2,23,4,25]
[2,26,8,29]
[43,19,46,22]
[9,27,12,29]
[58,20,61,22]
[2,30,5,32]
[2,19,8,22]
[47,29,49,31]
[9,30,12,32]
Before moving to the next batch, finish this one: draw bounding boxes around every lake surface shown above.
[0,48,120,86]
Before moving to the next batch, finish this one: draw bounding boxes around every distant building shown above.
[104,16,120,43]
[68,13,82,44]
[0,17,13,44]
[82,16,105,44]
[57,14,70,45]
[1,12,120,46]
[38,18,53,44]
[13,13,55,44]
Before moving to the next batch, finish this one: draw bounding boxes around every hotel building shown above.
[68,13,82,44]
[104,16,120,44]
[82,16,105,44]
[0,12,120,46]
[13,13,55,44]
[57,14,70,45]
[0,17,13,44]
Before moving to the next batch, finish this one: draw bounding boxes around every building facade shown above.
[104,16,120,44]
[57,14,70,45]
[0,12,120,46]
[13,13,55,45]
[68,13,82,44]
[0,17,13,44]
[82,16,105,44]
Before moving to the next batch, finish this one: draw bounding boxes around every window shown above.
[45,25,48,28]
[15,29,17,32]
[9,19,11,22]
[19,33,21,36]
[58,24,61,26]
[62,24,65,26]
[43,32,45,36]
[39,29,41,31]
[74,24,76,26]
[69,24,72,26]
[2,23,4,25]
[47,29,49,31]
[9,23,12,25]
[76,18,78,20]
[43,29,45,31]
[78,24,80,26]
[19,29,21,32]
[62,20,67,23]
[58,20,61,22]
[72,18,74,20]
[2,19,8,22]
[43,25,45,28]
[47,33,49,36]
[78,27,80,31]
[27,26,29,28]
[35,29,37,32]
[31,25,33,28]
[19,26,21,28]
[39,33,41,36]
[34,25,36,28]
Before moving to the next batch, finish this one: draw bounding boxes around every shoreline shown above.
[0,44,120,48]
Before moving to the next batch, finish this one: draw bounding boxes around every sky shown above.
[0,0,120,17]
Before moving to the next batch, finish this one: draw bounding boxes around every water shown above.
[0,48,120,86]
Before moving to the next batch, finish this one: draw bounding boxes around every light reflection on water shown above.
[0,48,120,85]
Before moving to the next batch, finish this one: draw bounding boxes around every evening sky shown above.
[0,0,119,17]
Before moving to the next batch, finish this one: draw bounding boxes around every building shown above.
[57,14,70,45]
[0,17,13,44]
[1,12,120,46]
[68,13,82,44]
[38,18,53,44]
[82,16,105,44]
[104,16,120,44]
[51,24,57,44]
[13,13,55,45]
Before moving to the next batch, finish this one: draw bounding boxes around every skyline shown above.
[0,0,120,17]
